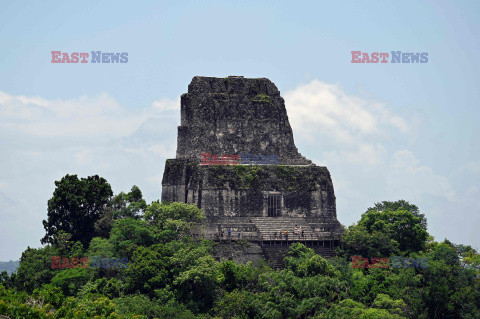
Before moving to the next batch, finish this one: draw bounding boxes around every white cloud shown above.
[284,80,409,144]
[284,80,462,239]
[0,90,179,260]
[152,97,180,112]
[0,91,151,137]
[388,150,455,202]
[343,143,386,166]
[460,161,480,173]
[391,150,420,168]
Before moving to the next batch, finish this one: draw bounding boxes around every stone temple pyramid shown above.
[161,76,342,265]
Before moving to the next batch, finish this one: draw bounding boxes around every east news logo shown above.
[51,51,128,63]
[351,51,428,63]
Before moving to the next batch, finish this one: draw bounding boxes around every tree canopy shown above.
[340,201,429,257]
[366,200,427,230]
[2,183,479,318]
[41,174,113,247]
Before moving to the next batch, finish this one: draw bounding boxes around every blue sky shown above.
[1,0,479,260]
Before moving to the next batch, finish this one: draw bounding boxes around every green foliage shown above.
[372,294,408,317]
[252,93,273,105]
[339,223,400,257]
[114,293,196,318]
[219,260,238,291]
[367,200,427,230]
[340,207,428,258]
[462,251,480,271]
[77,278,124,300]
[255,268,346,317]
[272,166,318,191]
[120,230,214,299]
[0,271,10,288]
[359,209,428,253]
[14,245,59,293]
[0,284,54,318]
[5,193,480,318]
[174,255,221,312]
[87,237,115,257]
[42,174,113,247]
[110,218,156,258]
[50,268,91,296]
[54,296,120,318]
[144,202,205,241]
[32,284,65,308]
[123,245,171,296]
[418,241,480,318]
[111,185,147,220]
[324,298,408,318]
[214,289,259,318]
[285,243,336,277]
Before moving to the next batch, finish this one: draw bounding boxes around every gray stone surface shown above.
[176,76,311,165]
[162,160,338,220]
[161,76,343,263]
[212,241,265,265]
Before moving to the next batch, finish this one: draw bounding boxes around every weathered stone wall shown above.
[160,75,343,262]
[212,241,265,265]
[176,76,310,164]
[162,159,337,219]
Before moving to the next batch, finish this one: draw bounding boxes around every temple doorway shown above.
[267,194,281,217]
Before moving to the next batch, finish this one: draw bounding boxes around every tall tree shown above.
[366,200,427,230]
[358,209,428,253]
[94,185,147,238]
[340,201,429,258]
[41,174,113,247]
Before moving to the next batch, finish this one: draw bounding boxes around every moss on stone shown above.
[205,165,262,190]
[202,165,320,191]
[271,166,318,191]
[164,159,329,192]
[163,159,186,184]
[252,93,271,103]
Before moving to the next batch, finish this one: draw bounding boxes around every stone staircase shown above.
[202,216,340,267]
[202,215,341,241]
[203,217,259,239]
[203,216,341,241]
[250,217,317,240]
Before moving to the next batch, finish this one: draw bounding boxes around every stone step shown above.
[255,228,337,233]
[254,225,316,229]
[201,216,341,242]
[252,217,318,240]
